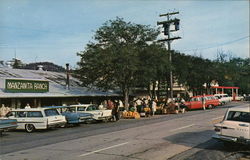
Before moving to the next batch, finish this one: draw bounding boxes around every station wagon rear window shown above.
[227,111,250,123]
[44,109,59,116]
[27,111,43,117]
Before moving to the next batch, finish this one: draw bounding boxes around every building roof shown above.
[0,67,120,98]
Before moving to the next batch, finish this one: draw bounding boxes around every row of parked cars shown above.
[182,94,232,111]
[0,104,113,134]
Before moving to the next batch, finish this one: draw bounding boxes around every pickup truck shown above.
[0,118,18,135]
[212,106,250,145]
[70,104,112,122]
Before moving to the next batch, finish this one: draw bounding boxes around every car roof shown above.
[214,94,228,96]
[228,106,250,112]
[42,106,69,109]
[70,104,95,107]
[11,108,53,111]
[192,95,214,98]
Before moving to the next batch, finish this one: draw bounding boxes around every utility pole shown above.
[66,63,70,90]
[157,11,181,100]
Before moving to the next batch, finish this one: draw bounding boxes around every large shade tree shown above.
[76,17,163,110]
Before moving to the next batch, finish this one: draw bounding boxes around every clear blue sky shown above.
[0,0,249,68]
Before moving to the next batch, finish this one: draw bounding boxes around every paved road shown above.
[0,102,249,160]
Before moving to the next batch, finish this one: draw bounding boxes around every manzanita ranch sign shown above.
[5,79,49,93]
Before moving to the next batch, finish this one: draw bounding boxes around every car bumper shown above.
[48,122,66,128]
[97,116,112,121]
[212,134,250,145]
[0,125,18,132]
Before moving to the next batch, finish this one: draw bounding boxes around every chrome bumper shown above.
[212,134,250,145]
[48,121,66,128]
[97,116,112,120]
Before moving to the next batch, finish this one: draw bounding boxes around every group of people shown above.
[130,97,157,116]
[98,99,124,121]
[0,103,31,117]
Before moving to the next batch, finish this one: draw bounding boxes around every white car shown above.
[235,95,244,101]
[7,108,66,133]
[214,94,231,105]
[212,106,250,145]
[70,104,112,122]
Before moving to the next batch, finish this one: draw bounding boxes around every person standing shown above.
[152,100,157,116]
[114,100,120,121]
[25,103,31,109]
[202,94,206,110]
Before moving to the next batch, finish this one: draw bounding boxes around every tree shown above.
[76,17,160,110]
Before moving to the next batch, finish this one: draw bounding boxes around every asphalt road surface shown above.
[0,102,249,160]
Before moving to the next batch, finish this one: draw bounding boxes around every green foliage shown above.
[220,58,250,94]
[76,17,250,103]
[172,52,250,95]
[76,17,167,108]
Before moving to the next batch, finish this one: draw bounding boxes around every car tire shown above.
[25,124,35,133]
[208,104,213,109]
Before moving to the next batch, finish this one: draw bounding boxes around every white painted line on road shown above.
[79,142,129,157]
[211,116,224,120]
[170,124,194,132]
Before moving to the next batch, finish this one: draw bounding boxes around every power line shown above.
[179,36,249,52]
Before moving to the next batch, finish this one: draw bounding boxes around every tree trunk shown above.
[152,81,156,99]
[156,80,160,99]
[123,88,129,111]
[148,84,152,99]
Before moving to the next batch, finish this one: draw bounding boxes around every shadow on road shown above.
[164,130,250,160]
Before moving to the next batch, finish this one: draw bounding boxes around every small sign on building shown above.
[5,79,49,93]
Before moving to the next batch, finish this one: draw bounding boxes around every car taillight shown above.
[214,127,221,132]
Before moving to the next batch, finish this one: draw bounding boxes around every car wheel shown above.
[25,124,35,133]
[208,104,213,109]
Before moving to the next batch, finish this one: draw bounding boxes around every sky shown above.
[0,0,249,68]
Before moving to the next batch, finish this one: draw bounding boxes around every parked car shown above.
[6,108,66,133]
[212,106,250,145]
[69,104,112,122]
[184,95,220,110]
[214,94,231,105]
[0,118,18,135]
[43,106,93,126]
[235,95,244,101]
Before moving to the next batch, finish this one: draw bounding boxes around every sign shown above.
[5,79,49,93]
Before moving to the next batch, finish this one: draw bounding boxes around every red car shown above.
[184,95,220,110]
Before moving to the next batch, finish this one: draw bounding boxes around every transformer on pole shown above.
[157,11,181,100]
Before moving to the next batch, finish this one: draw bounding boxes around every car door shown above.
[189,98,197,109]
[221,111,250,139]
[192,98,202,109]
[9,111,27,129]
[26,111,46,129]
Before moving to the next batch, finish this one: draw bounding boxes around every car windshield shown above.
[65,107,76,112]
[77,107,86,111]
[45,109,60,116]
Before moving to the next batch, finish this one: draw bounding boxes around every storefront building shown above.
[0,67,120,108]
